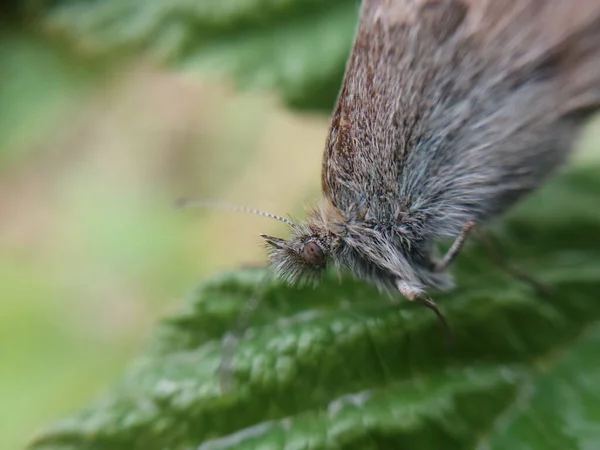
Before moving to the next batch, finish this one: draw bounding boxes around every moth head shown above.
[176,198,332,285]
[260,231,329,285]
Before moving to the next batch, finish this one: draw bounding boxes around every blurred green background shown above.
[0,29,331,450]
[2,3,600,449]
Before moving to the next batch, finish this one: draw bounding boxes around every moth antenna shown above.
[176,198,296,228]
[218,270,273,393]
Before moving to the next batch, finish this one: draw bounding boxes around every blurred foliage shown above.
[0,17,327,448]
[0,33,194,450]
[12,0,360,111]
[29,167,600,449]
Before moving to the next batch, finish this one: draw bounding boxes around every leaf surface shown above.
[29,168,600,449]
[29,0,360,110]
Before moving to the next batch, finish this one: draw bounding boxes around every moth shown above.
[256,0,600,321]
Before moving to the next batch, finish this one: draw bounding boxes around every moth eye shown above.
[302,241,325,266]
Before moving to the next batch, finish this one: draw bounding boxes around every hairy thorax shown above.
[306,198,453,294]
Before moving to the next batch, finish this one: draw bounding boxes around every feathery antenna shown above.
[176,198,295,227]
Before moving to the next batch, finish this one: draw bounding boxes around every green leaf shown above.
[25,0,360,111]
[28,167,600,449]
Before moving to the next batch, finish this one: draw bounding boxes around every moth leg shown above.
[396,279,422,301]
[433,220,476,272]
[396,279,452,341]
[475,230,554,297]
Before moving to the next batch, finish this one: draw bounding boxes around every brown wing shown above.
[321,0,600,214]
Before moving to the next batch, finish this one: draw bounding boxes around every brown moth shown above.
[259,0,600,320]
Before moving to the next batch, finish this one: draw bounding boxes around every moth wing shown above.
[321,0,600,214]
[321,0,472,212]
